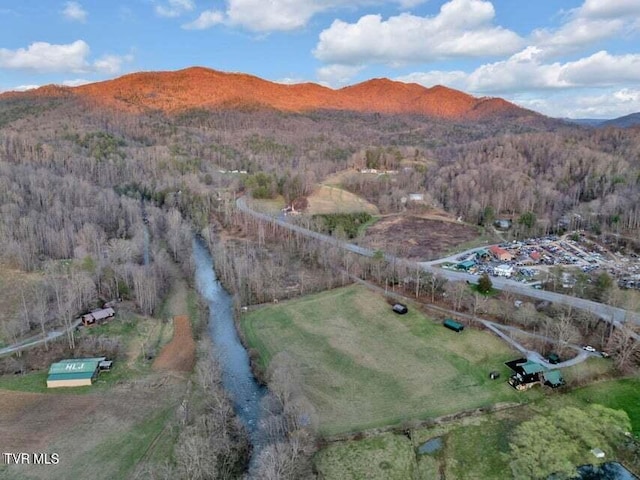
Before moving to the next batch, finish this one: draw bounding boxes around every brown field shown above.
[360,214,483,260]
[0,390,97,451]
[152,315,196,373]
[0,378,181,479]
[307,185,379,215]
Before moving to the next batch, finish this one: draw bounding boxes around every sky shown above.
[1,0,639,119]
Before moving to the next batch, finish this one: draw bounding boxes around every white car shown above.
[582,345,597,352]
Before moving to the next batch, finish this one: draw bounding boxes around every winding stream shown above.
[193,238,266,445]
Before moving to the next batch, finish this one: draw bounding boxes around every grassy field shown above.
[315,432,417,480]
[307,185,379,215]
[241,284,532,435]
[246,195,286,215]
[314,376,640,480]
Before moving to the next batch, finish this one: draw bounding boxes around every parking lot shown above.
[447,233,640,290]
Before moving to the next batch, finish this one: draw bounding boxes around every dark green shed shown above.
[443,318,464,332]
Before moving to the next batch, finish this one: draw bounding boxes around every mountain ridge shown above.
[1,66,541,121]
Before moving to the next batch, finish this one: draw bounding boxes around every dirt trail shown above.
[167,278,188,318]
[125,278,187,367]
[152,316,196,373]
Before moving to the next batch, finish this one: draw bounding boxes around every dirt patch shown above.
[360,215,481,260]
[152,316,196,373]
[0,377,183,479]
[0,390,97,451]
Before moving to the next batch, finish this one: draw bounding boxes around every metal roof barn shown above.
[46,358,105,388]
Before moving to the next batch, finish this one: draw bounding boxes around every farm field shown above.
[241,284,532,436]
[359,215,488,260]
[315,376,640,480]
[0,378,182,480]
[306,185,379,215]
[247,185,379,217]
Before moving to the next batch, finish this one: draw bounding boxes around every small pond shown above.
[418,437,443,455]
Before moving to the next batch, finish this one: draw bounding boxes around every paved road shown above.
[237,196,640,338]
[0,319,82,358]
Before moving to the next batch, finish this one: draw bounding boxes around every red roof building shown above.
[489,245,513,262]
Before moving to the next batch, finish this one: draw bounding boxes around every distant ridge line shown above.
[1,66,542,121]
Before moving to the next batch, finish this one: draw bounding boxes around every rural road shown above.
[236,196,640,337]
[0,318,82,358]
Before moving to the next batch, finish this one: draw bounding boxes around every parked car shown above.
[582,345,597,352]
[547,353,561,364]
[392,303,408,315]
[600,351,610,358]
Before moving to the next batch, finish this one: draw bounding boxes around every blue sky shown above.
[1,0,639,118]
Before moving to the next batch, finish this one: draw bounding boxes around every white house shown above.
[495,264,514,277]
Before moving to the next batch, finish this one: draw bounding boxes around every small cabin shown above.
[392,303,408,315]
[82,307,115,326]
[443,318,464,332]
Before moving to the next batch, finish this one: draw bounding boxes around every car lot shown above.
[449,232,640,290]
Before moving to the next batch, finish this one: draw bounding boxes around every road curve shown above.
[236,197,640,336]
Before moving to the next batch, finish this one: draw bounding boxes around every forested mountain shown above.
[602,113,640,128]
[1,66,542,121]
[1,71,639,282]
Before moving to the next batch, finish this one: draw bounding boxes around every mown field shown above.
[306,185,379,215]
[241,284,533,435]
[314,376,640,480]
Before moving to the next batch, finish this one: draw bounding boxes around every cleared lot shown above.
[360,215,484,260]
[241,284,530,435]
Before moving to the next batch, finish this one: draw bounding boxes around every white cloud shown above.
[0,41,133,76]
[184,0,434,32]
[560,51,640,86]
[512,88,640,119]
[182,10,225,30]
[62,78,91,87]
[155,0,194,18]
[274,77,308,85]
[317,64,364,86]
[397,0,427,7]
[225,0,319,31]
[0,40,90,73]
[579,0,640,19]
[62,1,87,22]
[529,0,640,58]
[395,70,467,89]
[466,50,640,93]
[13,84,40,91]
[532,18,624,57]
[93,54,134,75]
[314,0,523,66]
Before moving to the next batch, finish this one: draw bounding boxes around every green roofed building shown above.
[47,357,105,388]
[456,260,476,271]
[520,361,547,375]
[542,370,565,388]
